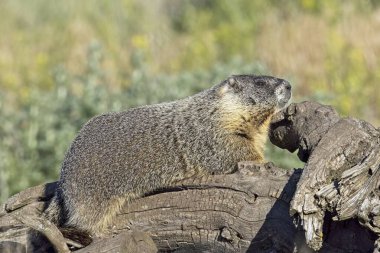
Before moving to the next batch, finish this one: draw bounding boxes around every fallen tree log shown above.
[0,101,379,252]
[270,101,380,251]
[1,163,302,253]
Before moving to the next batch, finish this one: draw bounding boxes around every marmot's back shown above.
[55,75,291,234]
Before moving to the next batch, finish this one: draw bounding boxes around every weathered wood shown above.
[270,101,380,251]
[10,203,70,253]
[112,162,301,252]
[2,163,377,252]
[270,101,340,162]
[0,186,70,253]
[4,182,57,212]
[75,231,157,253]
[0,164,303,253]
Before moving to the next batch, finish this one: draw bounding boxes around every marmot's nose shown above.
[282,80,292,92]
[277,80,292,96]
[280,80,292,92]
[275,79,292,108]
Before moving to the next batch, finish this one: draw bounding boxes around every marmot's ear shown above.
[227,77,242,92]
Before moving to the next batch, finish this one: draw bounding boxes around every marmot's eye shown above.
[249,97,257,105]
[256,81,266,86]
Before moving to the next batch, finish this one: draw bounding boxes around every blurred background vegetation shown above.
[1,0,380,202]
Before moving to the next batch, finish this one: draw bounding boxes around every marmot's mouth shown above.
[277,96,291,110]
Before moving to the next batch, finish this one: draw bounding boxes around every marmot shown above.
[48,75,291,235]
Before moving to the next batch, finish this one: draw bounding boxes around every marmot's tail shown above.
[43,195,62,225]
[41,195,93,249]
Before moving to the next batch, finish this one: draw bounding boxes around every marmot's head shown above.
[215,75,292,160]
[218,75,292,112]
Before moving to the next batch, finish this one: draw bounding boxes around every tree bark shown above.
[0,101,379,252]
[270,101,380,251]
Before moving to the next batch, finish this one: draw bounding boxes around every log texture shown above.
[1,101,379,252]
[1,164,303,253]
[270,101,380,251]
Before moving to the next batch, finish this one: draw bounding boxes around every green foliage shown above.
[305,29,380,122]
[0,43,114,201]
